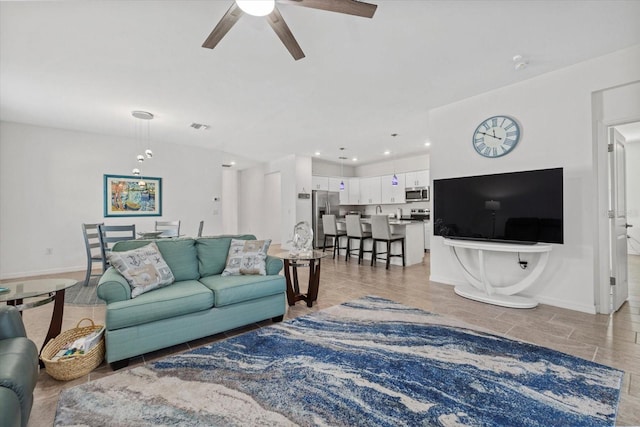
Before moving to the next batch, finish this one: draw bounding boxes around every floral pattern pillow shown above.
[222,239,271,276]
[107,242,175,297]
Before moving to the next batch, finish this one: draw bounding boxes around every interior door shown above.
[609,127,629,312]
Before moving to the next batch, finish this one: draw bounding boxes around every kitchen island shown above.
[336,218,424,266]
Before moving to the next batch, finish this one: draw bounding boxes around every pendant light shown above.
[236,0,275,16]
[339,147,346,191]
[390,135,398,186]
[131,110,154,188]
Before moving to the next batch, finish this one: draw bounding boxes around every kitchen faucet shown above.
[375,205,382,214]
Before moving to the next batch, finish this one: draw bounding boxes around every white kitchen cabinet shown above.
[311,176,329,191]
[405,170,430,188]
[359,176,381,205]
[329,177,350,205]
[348,178,361,205]
[380,174,406,204]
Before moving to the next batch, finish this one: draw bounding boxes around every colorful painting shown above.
[104,175,162,217]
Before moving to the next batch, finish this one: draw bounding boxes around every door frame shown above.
[594,112,640,314]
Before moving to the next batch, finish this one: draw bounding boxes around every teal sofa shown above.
[0,306,39,427]
[97,235,286,367]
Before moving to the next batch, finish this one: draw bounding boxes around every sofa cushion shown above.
[105,280,213,330]
[222,239,271,276]
[196,235,256,277]
[198,274,285,307]
[112,238,199,282]
[107,242,175,298]
[0,337,38,421]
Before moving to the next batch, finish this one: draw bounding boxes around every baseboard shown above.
[0,265,85,280]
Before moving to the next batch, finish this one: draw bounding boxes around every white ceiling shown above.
[2,1,640,169]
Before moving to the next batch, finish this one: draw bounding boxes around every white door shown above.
[609,127,629,312]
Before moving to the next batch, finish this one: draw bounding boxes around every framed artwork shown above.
[104,174,162,217]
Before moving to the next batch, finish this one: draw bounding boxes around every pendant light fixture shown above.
[131,110,154,188]
[236,0,275,16]
[339,150,345,191]
[390,134,398,186]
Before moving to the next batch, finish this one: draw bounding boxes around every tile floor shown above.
[5,251,639,426]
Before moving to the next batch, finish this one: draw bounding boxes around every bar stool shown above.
[371,215,405,269]
[322,214,347,259]
[345,214,372,264]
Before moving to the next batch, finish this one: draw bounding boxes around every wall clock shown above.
[472,115,521,158]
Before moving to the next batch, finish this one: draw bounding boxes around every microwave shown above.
[405,187,429,202]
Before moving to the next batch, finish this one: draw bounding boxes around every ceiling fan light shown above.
[236,0,275,16]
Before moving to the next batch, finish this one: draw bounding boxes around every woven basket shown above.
[40,318,105,381]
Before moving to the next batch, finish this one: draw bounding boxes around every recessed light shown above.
[384,150,391,155]
[424,142,431,147]
[352,157,358,162]
[314,151,321,156]
[190,122,209,130]
[230,161,236,165]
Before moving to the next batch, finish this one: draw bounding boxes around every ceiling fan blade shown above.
[278,0,377,18]
[267,7,306,60]
[202,2,244,49]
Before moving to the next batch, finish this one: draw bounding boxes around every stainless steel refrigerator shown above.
[312,190,340,248]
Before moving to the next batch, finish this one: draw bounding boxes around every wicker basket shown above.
[40,318,105,381]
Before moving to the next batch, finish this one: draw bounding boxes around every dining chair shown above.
[98,224,136,270]
[322,214,347,259]
[345,214,372,264]
[81,223,104,286]
[155,220,180,238]
[197,220,204,237]
[370,215,405,269]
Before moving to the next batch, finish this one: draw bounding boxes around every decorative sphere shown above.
[145,149,153,159]
[132,168,141,176]
[137,154,145,163]
[138,180,146,188]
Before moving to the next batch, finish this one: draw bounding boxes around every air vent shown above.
[190,122,209,130]
[222,164,232,168]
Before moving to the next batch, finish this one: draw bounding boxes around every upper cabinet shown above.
[380,174,406,204]
[405,170,430,188]
[348,178,361,205]
[360,176,381,205]
[312,176,329,191]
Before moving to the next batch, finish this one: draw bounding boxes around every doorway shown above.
[614,122,640,309]
[609,121,640,312]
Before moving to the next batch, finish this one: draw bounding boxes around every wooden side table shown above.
[275,250,328,307]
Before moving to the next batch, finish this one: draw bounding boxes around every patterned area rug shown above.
[55,296,623,426]
[63,280,104,306]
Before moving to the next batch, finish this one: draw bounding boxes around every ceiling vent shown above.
[190,122,209,130]
[221,164,233,168]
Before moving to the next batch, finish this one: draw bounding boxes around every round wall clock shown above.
[472,115,521,158]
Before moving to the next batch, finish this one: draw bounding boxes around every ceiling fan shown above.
[202,0,378,60]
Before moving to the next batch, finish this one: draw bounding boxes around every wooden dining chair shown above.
[370,215,405,269]
[155,220,180,238]
[322,214,347,259]
[98,224,136,270]
[81,223,104,286]
[345,214,372,264]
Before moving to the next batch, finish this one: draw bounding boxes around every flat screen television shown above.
[433,168,563,244]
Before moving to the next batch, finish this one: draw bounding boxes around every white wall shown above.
[625,138,640,255]
[356,154,430,177]
[429,44,640,314]
[0,121,224,278]
[312,159,356,177]
[221,168,238,235]
[238,155,311,248]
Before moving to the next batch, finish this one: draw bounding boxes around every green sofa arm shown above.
[265,255,283,276]
[0,306,27,340]
[97,267,132,304]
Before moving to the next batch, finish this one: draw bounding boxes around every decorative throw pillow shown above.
[222,239,271,276]
[107,242,175,298]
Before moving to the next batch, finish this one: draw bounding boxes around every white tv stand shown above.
[443,239,552,309]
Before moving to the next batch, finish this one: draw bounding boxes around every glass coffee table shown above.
[275,250,328,307]
[0,278,78,365]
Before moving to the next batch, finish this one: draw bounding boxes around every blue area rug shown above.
[55,296,623,426]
